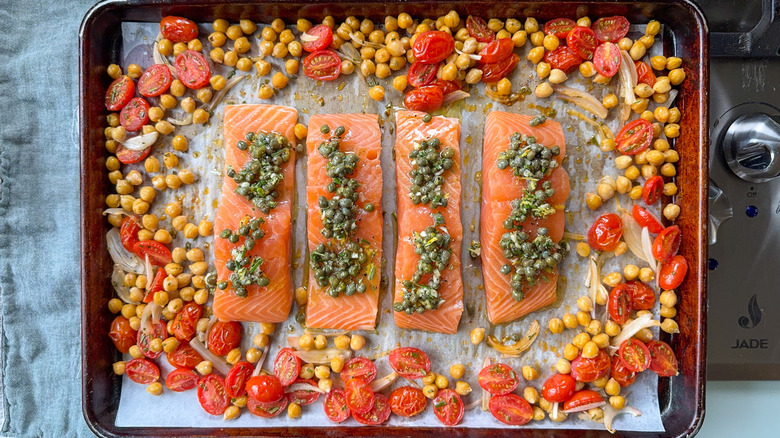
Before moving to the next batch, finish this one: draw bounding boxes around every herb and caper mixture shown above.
[227,131,292,213]
[408,138,455,209]
[497,134,561,179]
[216,217,269,297]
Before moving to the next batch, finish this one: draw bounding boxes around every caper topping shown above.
[497,133,560,180]
[364,203,375,212]
[320,124,330,134]
[227,131,292,214]
[216,217,269,298]
[422,113,432,123]
[529,115,547,126]
[318,126,361,241]
[502,180,556,230]
[408,137,455,209]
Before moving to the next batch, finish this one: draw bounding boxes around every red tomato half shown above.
[608,283,634,324]
[246,374,284,403]
[105,75,134,111]
[659,255,688,290]
[593,42,621,77]
[632,204,665,233]
[138,64,173,97]
[207,321,242,356]
[137,319,166,359]
[170,301,201,340]
[125,358,160,384]
[619,339,652,372]
[544,18,576,39]
[648,340,679,377]
[344,378,375,414]
[389,386,427,417]
[109,316,136,354]
[432,389,464,426]
[570,350,611,382]
[541,373,576,403]
[174,50,211,89]
[478,363,520,395]
[404,85,444,112]
[567,26,598,60]
[543,46,583,73]
[434,78,461,95]
[166,368,199,392]
[642,175,664,205]
[119,216,141,252]
[616,119,654,155]
[466,15,494,43]
[636,61,657,87]
[133,240,172,266]
[274,347,301,386]
[478,38,514,64]
[166,340,203,369]
[563,389,603,411]
[225,361,254,398]
[480,53,520,83]
[303,50,342,81]
[301,24,333,53]
[407,61,439,88]
[610,356,637,387]
[388,347,430,379]
[287,378,321,405]
[145,266,166,303]
[342,356,378,382]
[587,213,623,252]
[627,280,656,310]
[119,97,150,132]
[653,225,682,264]
[247,395,287,418]
[160,16,198,43]
[353,393,391,425]
[412,31,455,64]
[323,389,351,423]
[591,16,630,43]
[489,393,533,425]
[116,144,152,165]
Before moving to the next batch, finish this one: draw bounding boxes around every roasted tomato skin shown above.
[412,31,455,64]
[403,85,444,112]
[587,213,623,251]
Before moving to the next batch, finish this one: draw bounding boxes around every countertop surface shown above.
[0,1,777,437]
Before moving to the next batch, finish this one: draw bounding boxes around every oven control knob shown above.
[722,113,780,183]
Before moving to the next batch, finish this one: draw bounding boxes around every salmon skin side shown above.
[481,111,570,325]
[305,114,383,330]
[393,110,463,334]
[212,104,297,323]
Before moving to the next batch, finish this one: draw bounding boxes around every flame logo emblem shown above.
[738,295,762,329]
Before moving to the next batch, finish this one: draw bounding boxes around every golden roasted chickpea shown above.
[226,24,243,41]
[368,85,385,101]
[524,17,539,33]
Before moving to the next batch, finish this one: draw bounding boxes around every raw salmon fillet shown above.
[212,104,297,323]
[305,114,383,330]
[393,110,463,334]
[481,112,570,324]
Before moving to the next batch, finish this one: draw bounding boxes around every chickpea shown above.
[596,183,615,201]
[618,37,633,51]
[572,332,591,349]
[350,334,366,351]
[330,355,345,373]
[524,17,539,33]
[422,384,438,399]
[562,343,579,361]
[666,56,683,70]
[125,63,141,79]
[434,374,449,389]
[314,365,331,380]
[465,68,483,84]
[600,94,618,110]
[196,360,213,376]
[450,364,465,379]
[422,371,436,385]
[391,75,408,93]
[299,363,315,379]
[585,193,603,210]
[283,59,300,76]
[521,365,539,381]
[527,46,545,64]
[452,381,472,396]
[548,69,567,84]
[287,40,303,58]
[615,176,631,194]
[210,75,227,91]
[297,333,314,351]
[577,296,594,313]
[581,341,600,359]
[576,311,592,328]
[375,63,391,79]
[258,40,273,57]
[543,34,559,51]
[470,327,485,345]
[562,313,578,330]
[334,334,350,350]
[576,61,595,78]
[574,241,590,258]
[251,333,269,349]
[555,358,571,374]
[535,82,553,98]
[397,13,414,30]
[662,318,680,334]
[322,15,335,29]
[233,57,251,72]
[664,123,681,138]
[338,60,355,76]
[191,109,209,125]
[549,317,564,334]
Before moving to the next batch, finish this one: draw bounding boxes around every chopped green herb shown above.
[216,217,269,298]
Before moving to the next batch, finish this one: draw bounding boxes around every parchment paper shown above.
[114,21,665,432]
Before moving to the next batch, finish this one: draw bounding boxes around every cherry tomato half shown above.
[166,340,203,369]
[632,204,664,233]
[478,38,514,64]
[138,64,173,97]
[197,374,230,416]
[119,97,150,132]
[610,355,637,387]
[133,240,172,266]
[619,339,652,372]
[567,26,598,60]
[160,16,198,43]
[301,24,333,53]
[207,321,242,356]
[432,389,465,426]
[659,255,688,290]
[466,15,494,43]
[480,53,520,83]
[404,85,444,112]
[174,50,211,89]
[287,378,321,405]
[143,266,164,303]
[274,347,302,386]
[323,388,351,423]
[608,282,634,324]
[344,378,375,414]
[225,361,254,398]
[105,75,135,111]
[593,42,621,77]
[342,356,378,382]
[109,315,136,354]
[627,280,656,310]
[388,347,430,379]
[478,363,520,395]
[170,301,202,340]
[587,213,623,252]
[434,78,461,95]
[489,393,533,425]
[591,16,630,43]
[303,50,342,81]
[544,18,576,39]
[653,225,682,264]
[353,393,391,425]
[570,350,611,383]
[615,119,653,155]
[563,389,603,411]
[543,46,583,73]
[648,340,679,377]
[541,373,576,403]
[137,319,166,359]
[413,31,455,64]
[125,358,160,384]
[116,144,152,165]
[246,374,284,403]
[407,61,439,88]
[389,386,427,417]
[119,216,141,252]
[642,175,664,205]
[635,61,657,87]
[247,395,288,418]
[165,368,199,392]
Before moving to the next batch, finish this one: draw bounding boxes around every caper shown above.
[320,124,330,134]
[422,114,432,123]
[364,203,375,212]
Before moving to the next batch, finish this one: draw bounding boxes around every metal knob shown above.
[722,113,780,183]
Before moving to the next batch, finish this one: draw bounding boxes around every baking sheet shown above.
[114,21,665,432]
